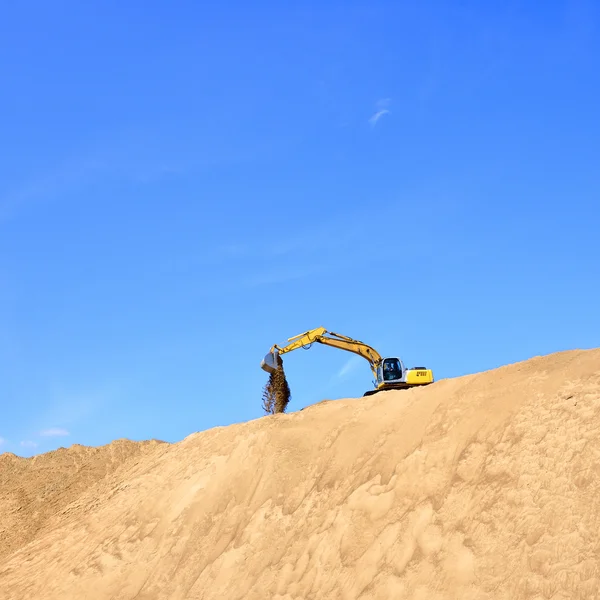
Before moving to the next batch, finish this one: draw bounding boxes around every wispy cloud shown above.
[368,109,390,127]
[0,437,6,446]
[337,355,364,378]
[218,243,249,258]
[40,428,69,437]
[159,202,394,278]
[20,440,38,448]
[369,98,392,127]
[0,128,191,224]
[241,263,331,287]
[0,156,106,223]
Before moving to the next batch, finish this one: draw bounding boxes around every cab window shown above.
[382,358,402,381]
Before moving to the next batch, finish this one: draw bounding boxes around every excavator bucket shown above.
[260,350,279,374]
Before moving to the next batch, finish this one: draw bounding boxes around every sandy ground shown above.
[1,348,599,599]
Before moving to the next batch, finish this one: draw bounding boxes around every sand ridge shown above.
[0,348,599,599]
[0,438,167,562]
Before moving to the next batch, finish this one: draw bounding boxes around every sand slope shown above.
[1,348,599,599]
[0,438,167,562]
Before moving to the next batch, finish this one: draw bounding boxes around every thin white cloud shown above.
[338,355,364,378]
[0,156,105,224]
[369,98,392,127]
[20,440,38,448]
[242,263,331,287]
[0,437,6,446]
[218,243,248,257]
[369,109,390,127]
[0,128,191,224]
[40,428,69,437]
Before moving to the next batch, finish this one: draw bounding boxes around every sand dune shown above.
[1,348,599,599]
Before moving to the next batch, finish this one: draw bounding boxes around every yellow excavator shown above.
[260,326,434,396]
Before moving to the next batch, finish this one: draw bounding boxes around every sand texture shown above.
[1,348,599,599]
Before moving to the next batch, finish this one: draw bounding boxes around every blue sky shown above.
[1,1,599,457]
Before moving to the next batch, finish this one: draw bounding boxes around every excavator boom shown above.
[261,327,383,379]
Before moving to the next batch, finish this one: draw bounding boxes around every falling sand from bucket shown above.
[261,355,291,414]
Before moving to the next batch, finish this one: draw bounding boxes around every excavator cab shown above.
[379,357,405,383]
[373,357,434,393]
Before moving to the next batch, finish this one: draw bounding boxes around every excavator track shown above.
[363,382,431,396]
[363,386,408,397]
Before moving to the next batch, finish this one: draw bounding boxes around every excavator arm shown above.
[261,326,383,379]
